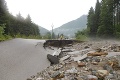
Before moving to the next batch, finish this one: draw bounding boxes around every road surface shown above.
[0,38,55,80]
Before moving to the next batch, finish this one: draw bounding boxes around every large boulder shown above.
[47,54,59,65]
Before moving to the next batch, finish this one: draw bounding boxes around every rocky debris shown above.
[28,40,120,80]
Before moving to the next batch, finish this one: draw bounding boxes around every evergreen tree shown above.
[114,0,120,26]
[87,7,95,36]
[25,14,32,23]
[94,0,101,35]
[0,0,8,24]
[97,0,114,38]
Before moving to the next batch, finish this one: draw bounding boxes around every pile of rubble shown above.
[27,40,120,80]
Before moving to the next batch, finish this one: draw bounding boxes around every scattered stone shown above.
[91,62,98,65]
[26,78,32,80]
[105,73,115,79]
[52,48,61,56]
[78,61,86,67]
[53,64,63,71]
[73,54,87,61]
[95,48,102,52]
[87,51,108,56]
[103,64,114,74]
[65,67,78,74]
[96,70,109,78]
[68,51,80,55]
[50,71,60,78]
[50,71,64,80]
[84,46,89,49]
[60,55,71,62]
[70,77,78,80]
[62,49,73,52]
[86,75,98,80]
[36,77,44,80]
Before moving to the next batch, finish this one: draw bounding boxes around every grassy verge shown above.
[75,34,89,41]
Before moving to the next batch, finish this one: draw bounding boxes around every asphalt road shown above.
[0,38,55,80]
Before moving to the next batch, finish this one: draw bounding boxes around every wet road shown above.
[0,38,54,80]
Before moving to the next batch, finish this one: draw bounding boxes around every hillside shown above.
[39,26,49,36]
[53,15,87,37]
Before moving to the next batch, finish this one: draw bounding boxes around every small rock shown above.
[62,49,74,52]
[84,46,89,49]
[78,61,86,67]
[66,67,78,74]
[96,70,109,78]
[36,77,44,80]
[105,73,114,79]
[103,64,113,74]
[52,48,61,56]
[60,55,71,61]
[84,67,89,71]
[70,77,78,80]
[26,78,32,80]
[73,54,87,61]
[87,52,108,56]
[53,64,63,71]
[91,62,98,65]
[92,70,97,75]
[95,48,102,52]
[50,71,64,80]
[86,75,98,80]
[68,51,80,55]
[50,71,60,78]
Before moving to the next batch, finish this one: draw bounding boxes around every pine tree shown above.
[94,0,101,35]
[0,0,8,24]
[87,7,95,36]
[25,14,32,23]
[97,0,114,38]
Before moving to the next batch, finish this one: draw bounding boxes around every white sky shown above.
[5,0,97,30]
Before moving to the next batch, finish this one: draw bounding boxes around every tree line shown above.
[76,0,120,39]
[0,0,40,40]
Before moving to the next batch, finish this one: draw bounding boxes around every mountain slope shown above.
[53,15,87,37]
[39,26,49,35]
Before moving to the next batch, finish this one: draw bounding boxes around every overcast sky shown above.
[5,0,97,30]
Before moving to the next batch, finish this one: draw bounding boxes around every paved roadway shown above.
[0,38,54,80]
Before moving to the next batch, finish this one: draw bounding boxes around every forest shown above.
[76,0,120,39]
[0,0,40,40]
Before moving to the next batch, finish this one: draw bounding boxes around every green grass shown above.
[76,35,89,41]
